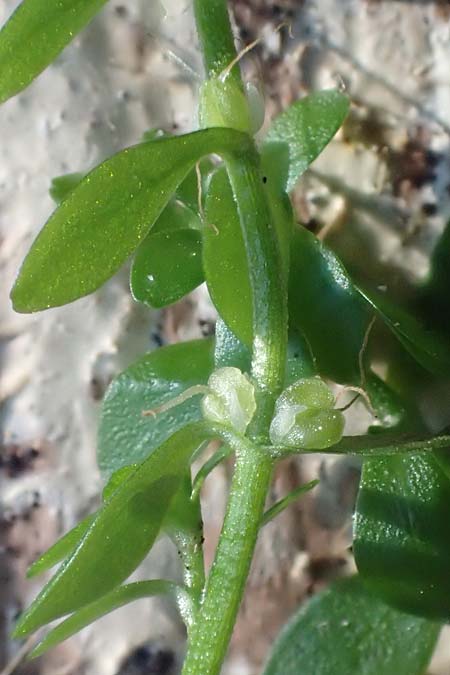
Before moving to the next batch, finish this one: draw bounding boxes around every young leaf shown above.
[49,173,84,205]
[29,580,182,658]
[98,339,214,474]
[191,445,232,500]
[262,576,440,675]
[354,451,450,620]
[27,513,96,578]
[260,480,319,526]
[130,229,204,308]
[263,90,350,192]
[357,284,450,376]
[289,227,371,384]
[11,128,251,313]
[14,423,208,638]
[0,0,109,104]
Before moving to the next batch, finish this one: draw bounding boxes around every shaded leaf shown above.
[289,227,371,384]
[11,128,251,313]
[131,229,204,308]
[14,423,208,637]
[264,90,350,192]
[357,284,450,376]
[203,169,252,345]
[98,339,214,474]
[30,580,182,658]
[263,576,439,675]
[0,0,108,104]
[214,318,251,372]
[49,173,84,204]
[354,451,450,620]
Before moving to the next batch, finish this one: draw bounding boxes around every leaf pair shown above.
[14,424,208,640]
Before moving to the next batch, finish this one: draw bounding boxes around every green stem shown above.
[182,440,273,675]
[193,0,243,87]
[182,2,289,673]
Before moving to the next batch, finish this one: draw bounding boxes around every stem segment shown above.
[182,2,289,673]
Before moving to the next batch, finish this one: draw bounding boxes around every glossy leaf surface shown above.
[264,90,350,192]
[131,229,204,308]
[204,169,252,344]
[358,285,450,376]
[30,580,180,658]
[98,339,214,474]
[14,424,207,637]
[263,576,439,675]
[290,227,371,384]
[214,318,251,372]
[0,0,108,104]
[354,451,450,620]
[11,128,250,313]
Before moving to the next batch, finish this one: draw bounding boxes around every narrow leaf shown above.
[289,227,371,384]
[264,90,350,192]
[98,339,214,474]
[0,0,108,104]
[354,451,450,620]
[14,424,208,637]
[357,284,450,376]
[131,229,204,308]
[203,169,252,344]
[261,480,319,526]
[191,445,232,500]
[30,580,182,658]
[11,128,250,313]
[27,514,95,578]
[263,576,440,675]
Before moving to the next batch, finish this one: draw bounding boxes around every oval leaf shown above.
[49,173,84,205]
[264,90,350,192]
[11,128,250,313]
[98,339,214,474]
[30,580,181,658]
[263,576,439,675]
[0,0,108,104]
[14,423,208,637]
[131,229,204,308]
[357,284,450,376]
[289,227,371,384]
[354,451,450,620]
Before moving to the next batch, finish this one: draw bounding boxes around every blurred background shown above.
[1,1,450,673]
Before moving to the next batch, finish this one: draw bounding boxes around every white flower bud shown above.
[202,367,256,434]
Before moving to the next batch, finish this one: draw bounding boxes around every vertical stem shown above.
[193,0,243,87]
[182,441,273,675]
[183,2,289,674]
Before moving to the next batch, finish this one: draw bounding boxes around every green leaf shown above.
[214,318,251,372]
[261,480,319,526]
[98,339,214,474]
[354,451,450,620]
[130,229,204,308]
[191,445,232,500]
[264,90,350,192]
[289,227,371,384]
[262,576,440,675]
[0,0,109,104]
[326,430,450,456]
[151,200,201,235]
[11,128,251,313]
[27,514,96,578]
[14,423,208,637]
[29,580,182,658]
[204,169,252,345]
[357,284,450,376]
[49,173,84,205]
